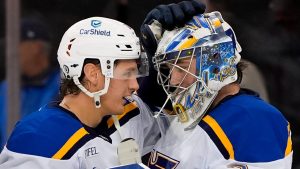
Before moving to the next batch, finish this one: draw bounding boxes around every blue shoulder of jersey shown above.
[199,91,292,162]
[6,104,93,159]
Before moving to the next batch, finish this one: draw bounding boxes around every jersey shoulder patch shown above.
[7,105,95,159]
[199,93,291,162]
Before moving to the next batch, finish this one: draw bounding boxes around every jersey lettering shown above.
[85,147,99,158]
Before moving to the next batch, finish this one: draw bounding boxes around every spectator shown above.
[0,17,60,148]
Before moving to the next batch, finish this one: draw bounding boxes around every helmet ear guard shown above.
[153,12,241,129]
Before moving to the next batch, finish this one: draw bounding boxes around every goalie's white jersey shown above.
[146,90,293,169]
[0,95,158,169]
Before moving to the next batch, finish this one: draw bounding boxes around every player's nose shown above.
[170,69,183,86]
[129,78,139,93]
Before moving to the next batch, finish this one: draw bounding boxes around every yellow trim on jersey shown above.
[203,115,235,159]
[285,123,292,156]
[52,127,88,159]
[178,36,197,51]
[107,102,138,128]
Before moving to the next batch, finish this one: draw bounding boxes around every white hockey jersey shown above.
[146,90,293,169]
[0,95,159,169]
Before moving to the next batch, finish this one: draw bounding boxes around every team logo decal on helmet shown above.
[91,20,101,28]
[79,19,110,36]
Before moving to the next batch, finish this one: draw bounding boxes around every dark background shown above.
[0,0,185,73]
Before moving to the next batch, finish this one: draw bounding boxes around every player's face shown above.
[169,57,197,89]
[100,60,139,115]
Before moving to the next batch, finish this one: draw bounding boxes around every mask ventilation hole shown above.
[188,35,194,39]
[213,67,220,74]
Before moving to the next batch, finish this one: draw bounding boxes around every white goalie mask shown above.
[153,12,241,130]
[57,17,148,108]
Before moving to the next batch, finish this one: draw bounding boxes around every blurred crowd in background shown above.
[0,0,299,168]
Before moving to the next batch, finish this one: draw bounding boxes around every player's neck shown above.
[212,83,240,108]
[60,93,103,128]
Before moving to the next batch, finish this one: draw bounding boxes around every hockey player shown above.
[0,1,207,168]
[0,16,150,168]
[140,12,293,168]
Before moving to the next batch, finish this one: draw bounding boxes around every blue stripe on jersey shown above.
[61,133,95,160]
[6,104,84,158]
[200,91,290,162]
[199,120,230,159]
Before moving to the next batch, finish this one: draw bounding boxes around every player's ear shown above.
[83,63,102,86]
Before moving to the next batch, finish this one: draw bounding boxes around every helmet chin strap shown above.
[73,76,110,108]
